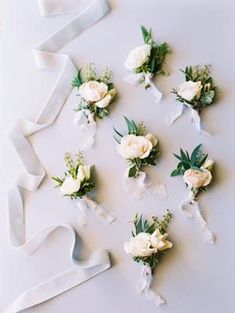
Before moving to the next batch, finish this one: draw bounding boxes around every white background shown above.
[1,0,235,312]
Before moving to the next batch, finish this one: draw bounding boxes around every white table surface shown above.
[1,0,235,312]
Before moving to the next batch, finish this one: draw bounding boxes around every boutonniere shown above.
[114,117,166,200]
[72,64,117,149]
[171,144,215,243]
[52,152,115,225]
[124,26,170,102]
[167,65,217,135]
[124,211,173,306]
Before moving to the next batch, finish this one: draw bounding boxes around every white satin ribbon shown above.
[5,0,111,312]
[73,109,97,149]
[124,72,162,102]
[180,191,215,244]
[124,171,167,200]
[137,265,165,306]
[166,102,211,136]
[75,195,115,225]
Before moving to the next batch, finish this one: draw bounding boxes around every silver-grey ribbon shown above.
[75,195,115,225]
[124,72,162,102]
[166,102,211,136]
[137,265,165,306]
[180,191,215,244]
[124,170,167,200]
[4,1,111,312]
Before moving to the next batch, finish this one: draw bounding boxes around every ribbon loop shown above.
[166,102,211,136]
[75,196,115,225]
[124,73,162,102]
[5,1,111,312]
[124,171,167,200]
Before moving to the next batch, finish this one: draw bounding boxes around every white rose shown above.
[116,134,153,160]
[150,229,173,251]
[177,81,202,101]
[202,159,214,171]
[77,165,91,182]
[124,44,151,70]
[183,168,212,189]
[60,176,81,195]
[124,232,156,257]
[79,81,108,103]
[95,94,112,108]
[145,133,158,146]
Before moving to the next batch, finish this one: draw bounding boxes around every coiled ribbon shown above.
[4,0,111,312]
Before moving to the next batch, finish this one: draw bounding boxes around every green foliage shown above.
[52,153,95,200]
[137,26,170,77]
[173,65,217,110]
[171,144,208,177]
[133,211,173,236]
[114,117,159,178]
[72,69,83,89]
[72,64,116,120]
[132,211,173,269]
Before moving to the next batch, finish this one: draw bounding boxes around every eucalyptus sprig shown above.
[72,64,117,119]
[114,117,159,178]
[52,152,95,200]
[172,65,217,111]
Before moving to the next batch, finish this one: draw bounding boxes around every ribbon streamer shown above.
[137,265,165,306]
[180,191,215,244]
[124,171,167,200]
[5,0,111,312]
[124,72,162,102]
[73,109,97,149]
[166,102,211,136]
[75,196,115,225]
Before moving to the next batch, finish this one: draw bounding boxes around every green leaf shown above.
[200,90,215,106]
[128,165,138,178]
[180,148,189,162]
[191,144,202,166]
[197,154,208,168]
[72,69,83,88]
[170,169,181,176]
[173,153,183,162]
[134,214,144,234]
[124,116,138,135]
[141,26,151,44]
[113,135,120,144]
[113,127,123,138]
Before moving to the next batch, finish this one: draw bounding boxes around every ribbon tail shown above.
[73,110,97,149]
[137,265,165,306]
[180,192,195,218]
[165,102,184,124]
[82,196,115,224]
[75,199,89,225]
[124,73,145,86]
[191,109,211,137]
[194,202,215,244]
[148,80,162,102]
